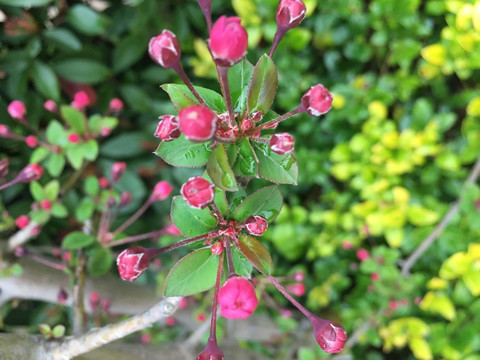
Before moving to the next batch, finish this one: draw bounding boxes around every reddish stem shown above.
[217,66,235,127]
[268,27,288,58]
[112,198,152,236]
[267,275,313,321]
[171,63,206,106]
[209,251,224,339]
[147,230,220,256]
[255,105,303,131]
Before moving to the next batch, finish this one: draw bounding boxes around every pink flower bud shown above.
[211,241,224,255]
[71,91,91,110]
[120,191,132,206]
[276,0,306,29]
[111,162,127,182]
[0,158,9,177]
[286,282,306,296]
[301,84,333,116]
[15,163,43,183]
[179,105,217,142]
[90,292,100,310]
[68,133,81,143]
[40,199,52,211]
[8,100,26,120]
[280,308,292,318]
[244,215,268,236]
[140,333,151,344]
[178,297,188,309]
[196,338,224,360]
[101,298,111,313]
[209,16,248,67]
[311,318,347,354]
[16,215,30,229]
[165,223,182,235]
[44,100,58,113]
[98,177,110,189]
[166,316,177,326]
[109,98,124,112]
[196,313,206,322]
[25,135,38,148]
[270,132,295,155]
[148,30,181,68]
[389,300,398,310]
[180,176,215,209]
[370,272,380,282]
[293,270,304,282]
[219,276,258,319]
[0,125,12,137]
[342,241,353,250]
[101,126,111,137]
[117,246,151,282]
[151,180,173,202]
[57,288,68,304]
[154,115,181,141]
[107,196,116,207]
[356,248,369,261]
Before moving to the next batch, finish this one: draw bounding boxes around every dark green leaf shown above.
[237,235,273,275]
[113,34,147,73]
[30,147,50,163]
[247,55,278,115]
[164,248,219,296]
[32,61,60,101]
[46,121,67,146]
[30,182,45,202]
[60,106,86,134]
[62,231,95,250]
[206,144,238,191]
[203,173,228,215]
[171,196,217,237]
[67,4,111,36]
[84,176,100,197]
[46,153,65,177]
[44,180,59,200]
[51,203,68,218]
[43,28,82,52]
[101,133,146,159]
[232,246,253,277]
[252,141,298,185]
[155,134,212,167]
[161,84,225,112]
[0,0,51,5]
[66,146,84,170]
[232,138,258,177]
[87,247,113,276]
[234,185,283,223]
[228,59,254,113]
[54,59,110,85]
[75,198,95,222]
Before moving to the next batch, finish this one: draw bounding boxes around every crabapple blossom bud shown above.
[209,16,248,67]
[140,334,151,344]
[179,105,217,142]
[16,215,30,229]
[109,98,124,112]
[196,338,224,360]
[57,288,68,304]
[101,126,111,137]
[389,300,398,310]
[293,270,305,282]
[276,0,306,29]
[165,223,182,235]
[40,200,52,211]
[301,84,333,116]
[107,196,117,207]
[178,297,188,309]
[0,158,9,177]
[280,308,293,318]
[99,177,110,188]
[68,133,80,143]
[15,163,43,183]
[72,91,91,109]
[111,162,126,182]
[356,248,369,261]
[211,241,224,255]
[371,272,380,282]
[8,100,26,120]
[196,313,206,322]
[150,180,173,202]
[117,246,151,282]
[44,100,57,113]
[244,215,268,236]
[181,177,215,209]
[154,115,181,141]
[269,132,295,155]
[286,282,306,296]
[90,292,100,310]
[0,125,12,137]
[148,30,181,68]
[219,276,258,319]
[25,135,38,148]
[101,299,111,313]
[166,316,176,326]
[311,317,347,354]
[120,191,132,206]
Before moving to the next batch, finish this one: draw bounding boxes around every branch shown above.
[8,221,39,251]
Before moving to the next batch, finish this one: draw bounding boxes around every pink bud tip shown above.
[219,276,258,319]
[116,247,151,282]
[302,84,333,116]
[342,241,353,250]
[111,162,127,182]
[356,248,369,261]
[293,270,305,282]
[0,158,9,177]
[165,223,182,235]
[178,297,188,309]
[269,132,295,155]
[166,316,177,326]
[72,91,91,109]
[120,191,132,206]
[8,100,26,120]
[211,241,224,255]
[154,115,181,141]
[209,16,248,67]
[40,199,52,211]
[68,133,81,143]
[280,309,293,318]
[16,163,43,183]
[140,334,151,344]
[101,299,111,313]
[0,125,12,137]
[370,272,380,282]
[179,105,217,142]
[99,177,110,189]
[148,30,181,68]
[101,126,111,137]
[109,98,124,112]
[43,100,58,113]
[244,215,268,236]
[90,292,100,310]
[25,135,38,148]
[389,300,398,310]
[16,215,30,229]
[196,313,206,322]
[180,176,215,209]
[57,288,68,304]
[286,282,306,297]
[151,180,173,202]
[276,0,306,29]
[312,318,347,354]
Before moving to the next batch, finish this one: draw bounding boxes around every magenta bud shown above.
[120,191,132,206]
[244,215,268,236]
[99,177,110,189]
[179,105,217,142]
[116,246,151,282]
[196,338,224,360]
[89,292,100,310]
[154,115,181,141]
[301,84,333,116]
[109,98,124,112]
[68,133,81,143]
[107,196,117,207]
[293,270,305,282]
[164,223,182,235]
[15,163,43,183]
[57,288,68,304]
[8,100,26,120]
[44,100,58,113]
[269,132,295,155]
[0,125,12,137]
[208,16,248,67]
[180,176,215,209]
[356,248,369,261]
[40,199,52,211]
[211,241,224,255]
[219,276,258,319]
[71,91,91,110]
[25,135,38,148]
[150,180,173,202]
[101,298,111,313]
[0,158,9,177]
[311,317,347,354]
[276,0,306,29]
[111,162,126,182]
[286,282,306,296]
[148,30,181,68]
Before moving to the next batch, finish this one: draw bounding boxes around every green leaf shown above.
[43,28,82,52]
[206,144,238,191]
[87,247,114,277]
[237,235,273,275]
[232,246,253,277]
[171,196,217,237]
[233,138,258,177]
[155,134,212,167]
[30,209,50,224]
[164,248,219,296]
[67,4,111,36]
[113,34,147,73]
[54,59,110,85]
[161,84,225,112]
[30,181,45,202]
[252,141,298,185]
[46,153,65,177]
[228,59,254,113]
[62,231,95,250]
[0,0,51,5]
[38,323,51,336]
[66,146,84,170]
[463,265,480,296]
[419,291,456,320]
[46,120,67,146]
[32,61,60,101]
[75,198,95,222]
[44,180,59,200]
[51,203,68,218]
[84,176,99,197]
[234,185,283,223]
[100,133,146,159]
[52,325,66,338]
[247,54,278,115]
[81,140,99,161]
[60,105,86,134]
[202,173,228,215]
[30,147,50,163]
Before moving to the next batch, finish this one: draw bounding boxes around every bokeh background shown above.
[1,0,480,359]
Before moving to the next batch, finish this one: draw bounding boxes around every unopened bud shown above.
[311,317,347,354]
[40,199,52,211]
[0,158,9,177]
[269,132,295,155]
[244,215,268,236]
[211,241,224,255]
[219,276,258,319]
[109,98,124,112]
[25,135,38,148]
[148,30,181,68]
[68,133,81,143]
[154,115,181,141]
[14,246,28,257]
[98,177,110,189]
[301,84,333,116]
[120,192,132,206]
[286,282,306,296]
[276,0,306,29]
[0,125,12,137]
[111,162,126,182]
[180,177,215,209]
[108,196,116,207]
[15,163,43,183]
[90,292,100,310]
[117,246,151,282]
[356,248,369,261]
[71,91,91,110]
[44,100,58,113]
[57,288,68,304]
[8,100,26,120]
[208,16,248,67]
[150,180,173,202]
[293,270,305,282]
[179,105,217,142]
